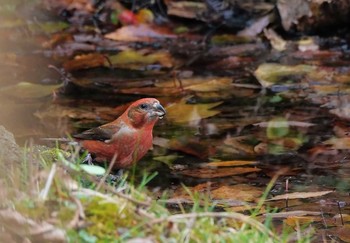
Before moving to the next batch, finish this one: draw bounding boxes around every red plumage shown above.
[73,98,165,169]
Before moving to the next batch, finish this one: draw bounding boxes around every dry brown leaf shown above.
[63,53,105,71]
[105,24,176,42]
[200,160,258,168]
[153,137,215,159]
[166,1,207,19]
[119,86,182,96]
[223,136,256,155]
[322,137,350,149]
[284,215,321,227]
[228,205,266,214]
[184,77,232,92]
[211,184,263,202]
[267,190,333,201]
[265,210,322,219]
[334,225,350,243]
[180,167,261,179]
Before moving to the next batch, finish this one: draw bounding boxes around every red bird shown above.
[73,98,166,169]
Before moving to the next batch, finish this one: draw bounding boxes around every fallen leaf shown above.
[263,28,287,51]
[211,184,263,202]
[179,167,261,179]
[267,190,333,201]
[153,136,215,159]
[228,205,266,213]
[166,1,207,19]
[254,121,315,128]
[165,98,222,123]
[185,77,232,92]
[199,160,258,168]
[284,215,321,227]
[334,225,350,243]
[105,24,176,42]
[323,137,350,149]
[254,63,316,88]
[108,50,173,68]
[298,37,319,52]
[238,15,271,37]
[63,53,106,71]
[265,210,322,218]
[0,82,63,99]
[266,117,290,139]
[223,136,256,155]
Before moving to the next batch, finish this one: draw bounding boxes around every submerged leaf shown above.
[180,167,261,179]
[108,50,173,68]
[0,82,62,99]
[322,137,350,149]
[266,117,290,139]
[165,98,222,123]
[185,77,232,92]
[211,184,263,202]
[200,160,258,167]
[254,63,316,88]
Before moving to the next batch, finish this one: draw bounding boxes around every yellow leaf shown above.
[108,50,173,68]
[323,137,350,149]
[165,98,222,123]
[254,63,316,88]
[0,82,62,99]
[185,78,232,92]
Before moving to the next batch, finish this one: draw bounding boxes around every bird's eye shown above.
[139,103,148,109]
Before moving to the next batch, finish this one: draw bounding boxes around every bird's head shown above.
[126,98,166,128]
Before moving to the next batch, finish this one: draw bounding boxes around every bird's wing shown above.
[73,124,121,142]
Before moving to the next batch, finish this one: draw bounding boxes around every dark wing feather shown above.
[73,124,120,142]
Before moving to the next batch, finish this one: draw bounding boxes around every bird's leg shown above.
[106,169,125,187]
[112,169,124,182]
[117,169,124,177]
[82,153,93,165]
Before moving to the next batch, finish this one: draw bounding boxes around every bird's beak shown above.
[153,102,166,119]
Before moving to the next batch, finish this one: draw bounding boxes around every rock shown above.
[0,126,21,164]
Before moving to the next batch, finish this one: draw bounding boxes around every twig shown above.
[320,208,327,229]
[96,153,117,191]
[67,196,85,229]
[39,163,57,200]
[285,178,289,209]
[337,201,344,226]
